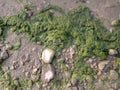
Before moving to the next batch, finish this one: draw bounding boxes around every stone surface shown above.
[41,64,55,83]
[111,20,117,26]
[109,49,118,55]
[42,48,55,63]
[98,61,109,71]
[5,43,13,50]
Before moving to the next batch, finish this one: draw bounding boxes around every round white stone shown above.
[42,48,55,63]
[45,70,54,82]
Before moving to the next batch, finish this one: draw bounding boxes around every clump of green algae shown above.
[0,4,120,89]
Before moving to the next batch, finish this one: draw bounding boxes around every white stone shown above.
[42,48,55,63]
[109,49,118,55]
[45,70,54,82]
[111,20,117,26]
[98,61,109,71]
[41,64,55,83]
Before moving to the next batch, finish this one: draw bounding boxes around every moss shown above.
[0,4,120,89]
[12,38,21,50]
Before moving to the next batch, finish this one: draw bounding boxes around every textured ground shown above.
[0,0,120,90]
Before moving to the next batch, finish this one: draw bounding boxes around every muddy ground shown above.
[0,0,120,90]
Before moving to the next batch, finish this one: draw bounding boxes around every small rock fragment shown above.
[66,83,72,88]
[41,64,55,83]
[109,49,118,55]
[42,48,55,63]
[10,66,15,70]
[5,44,13,50]
[111,20,117,26]
[32,68,38,75]
[25,72,30,78]
[98,61,109,71]
[109,70,118,80]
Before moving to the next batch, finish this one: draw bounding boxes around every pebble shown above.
[111,20,117,26]
[25,72,30,77]
[66,83,72,87]
[88,58,93,63]
[98,61,109,71]
[109,49,118,55]
[32,47,37,52]
[10,66,15,70]
[42,48,55,63]
[41,64,55,83]
[32,68,38,75]
[5,44,13,50]
[109,70,118,80]
[69,46,75,59]
[31,75,39,80]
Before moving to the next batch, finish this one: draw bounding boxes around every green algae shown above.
[0,4,120,89]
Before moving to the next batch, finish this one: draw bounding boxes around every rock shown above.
[25,72,30,78]
[69,46,76,59]
[31,75,39,80]
[111,20,117,26]
[66,83,72,87]
[98,61,109,71]
[42,48,55,63]
[109,70,118,80]
[71,78,78,86]
[5,44,13,50]
[109,49,118,55]
[0,49,9,60]
[32,68,38,75]
[41,64,55,83]
[10,66,15,70]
